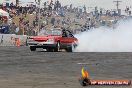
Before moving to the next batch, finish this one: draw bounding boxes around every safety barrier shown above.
[0,34,27,46]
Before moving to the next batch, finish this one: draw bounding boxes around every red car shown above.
[27,28,78,52]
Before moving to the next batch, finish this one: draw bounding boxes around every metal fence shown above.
[0,34,27,46]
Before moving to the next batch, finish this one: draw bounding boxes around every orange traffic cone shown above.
[15,38,20,47]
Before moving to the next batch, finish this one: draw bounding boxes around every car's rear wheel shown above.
[66,43,75,52]
[30,46,36,51]
[54,42,60,52]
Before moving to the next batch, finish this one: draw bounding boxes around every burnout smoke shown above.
[75,19,132,52]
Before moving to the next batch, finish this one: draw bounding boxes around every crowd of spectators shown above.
[0,0,131,35]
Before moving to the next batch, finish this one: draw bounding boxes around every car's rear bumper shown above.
[28,42,57,49]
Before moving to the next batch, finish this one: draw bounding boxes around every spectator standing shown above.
[51,17,55,26]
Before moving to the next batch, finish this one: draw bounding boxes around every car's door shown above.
[60,30,76,43]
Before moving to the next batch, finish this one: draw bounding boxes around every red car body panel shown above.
[28,29,78,52]
[31,35,61,42]
[30,35,78,43]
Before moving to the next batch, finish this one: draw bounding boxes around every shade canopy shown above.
[0,9,9,17]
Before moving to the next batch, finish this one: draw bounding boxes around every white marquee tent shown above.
[0,9,9,18]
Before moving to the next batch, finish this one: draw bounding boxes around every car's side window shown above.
[62,30,74,38]
[70,33,74,38]
[66,30,74,38]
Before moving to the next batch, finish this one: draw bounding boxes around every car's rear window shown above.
[39,29,62,36]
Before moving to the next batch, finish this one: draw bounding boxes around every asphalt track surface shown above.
[0,46,132,88]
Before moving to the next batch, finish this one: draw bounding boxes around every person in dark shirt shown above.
[51,17,55,26]
[61,27,67,37]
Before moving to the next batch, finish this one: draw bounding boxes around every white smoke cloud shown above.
[75,19,132,52]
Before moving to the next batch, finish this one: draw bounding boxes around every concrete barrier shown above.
[0,34,27,46]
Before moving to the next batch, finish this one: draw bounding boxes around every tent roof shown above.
[0,9,9,17]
